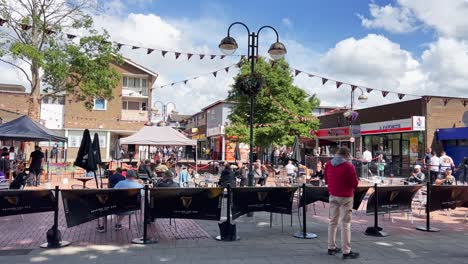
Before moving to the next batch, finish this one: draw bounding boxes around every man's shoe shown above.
[328,248,341,255]
[114,224,123,231]
[343,251,360,259]
[96,226,106,233]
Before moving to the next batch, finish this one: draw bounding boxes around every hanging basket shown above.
[234,73,263,96]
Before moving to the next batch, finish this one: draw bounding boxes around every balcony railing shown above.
[121,110,148,122]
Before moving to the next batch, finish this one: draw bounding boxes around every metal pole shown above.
[416,182,439,232]
[248,32,256,187]
[293,184,317,239]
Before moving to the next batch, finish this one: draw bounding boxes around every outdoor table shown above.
[75,177,93,188]
[0,182,9,190]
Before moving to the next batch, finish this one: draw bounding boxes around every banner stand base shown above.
[215,235,240,241]
[131,237,158,244]
[293,232,317,239]
[416,226,440,232]
[365,226,388,237]
[40,241,71,249]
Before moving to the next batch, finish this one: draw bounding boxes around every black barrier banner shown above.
[429,185,468,212]
[366,185,422,215]
[61,189,141,227]
[0,190,55,217]
[301,186,370,210]
[231,187,298,219]
[150,188,223,220]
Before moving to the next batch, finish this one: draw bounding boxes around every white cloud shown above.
[358,3,417,33]
[282,18,292,27]
[399,0,468,39]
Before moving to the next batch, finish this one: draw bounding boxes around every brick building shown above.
[0,58,158,162]
[316,96,468,175]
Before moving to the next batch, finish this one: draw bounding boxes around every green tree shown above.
[226,58,320,147]
[0,0,122,119]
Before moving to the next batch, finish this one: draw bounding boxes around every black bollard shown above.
[294,184,317,239]
[365,183,388,237]
[40,186,71,248]
[132,185,158,244]
[416,182,440,232]
[217,184,238,241]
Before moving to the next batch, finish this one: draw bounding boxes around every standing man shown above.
[429,151,440,184]
[29,146,44,186]
[439,151,455,172]
[324,147,359,259]
[362,147,372,179]
[423,147,432,170]
[274,147,280,169]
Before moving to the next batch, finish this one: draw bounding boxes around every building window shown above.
[41,96,65,105]
[122,76,148,96]
[122,100,148,111]
[93,99,107,111]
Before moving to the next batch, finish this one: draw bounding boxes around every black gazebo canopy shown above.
[0,115,67,142]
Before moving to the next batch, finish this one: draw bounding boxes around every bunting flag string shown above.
[290,66,425,100]
[157,62,240,88]
[0,19,244,60]
[267,89,316,123]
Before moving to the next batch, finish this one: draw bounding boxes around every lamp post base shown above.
[131,237,158,244]
[40,241,71,249]
[293,232,317,239]
[365,226,388,237]
[416,226,440,232]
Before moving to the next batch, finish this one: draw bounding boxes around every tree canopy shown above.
[0,0,122,116]
[226,58,320,147]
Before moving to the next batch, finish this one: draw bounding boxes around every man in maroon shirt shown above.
[324,147,359,259]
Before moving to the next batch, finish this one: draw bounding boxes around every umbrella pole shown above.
[99,166,103,189]
[93,170,99,189]
[195,144,198,173]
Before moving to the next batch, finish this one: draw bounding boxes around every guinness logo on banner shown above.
[181,196,193,209]
[257,192,269,202]
[96,194,109,205]
[4,196,19,205]
[389,191,400,202]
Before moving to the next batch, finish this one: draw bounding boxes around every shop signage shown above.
[316,127,350,138]
[206,125,225,137]
[361,118,415,135]
[412,116,426,131]
[192,134,206,140]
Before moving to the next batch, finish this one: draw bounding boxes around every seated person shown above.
[219,164,236,188]
[154,170,179,187]
[113,170,143,230]
[155,160,169,173]
[435,168,455,185]
[285,160,297,182]
[310,162,324,186]
[108,167,125,188]
[138,159,154,181]
[9,163,27,189]
[257,164,269,186]
[178,166,190,187]
[406,165,425,184]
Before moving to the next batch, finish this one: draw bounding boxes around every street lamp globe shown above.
[268,41,287,60]
[219,36,238,55]
[358,94,368,103]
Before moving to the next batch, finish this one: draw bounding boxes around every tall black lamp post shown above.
[152,101,177,126]
[219,22,287,187]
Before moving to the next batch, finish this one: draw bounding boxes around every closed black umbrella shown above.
[92,133,103,188]
[234,141,241,162]
[74,129,98,187]
[291,135,302,164]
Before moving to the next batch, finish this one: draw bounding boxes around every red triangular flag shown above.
[199,54,205,60]
[225,67,230,73]
[424,96,432,103]
[162,50,168,57]
[211,55,216,59]
[117,43,124,50]
[308,74,314,78]
[147,48,154,54]
[241,55,246,60]
[398,93,405,100]
[322,78,328,85]
[66,34,77,39]
[175,52,181,59]
[351,85,357,91]
[184,80,188,85]
[132,46,139,50]
[443,98,449,106]
[187,53,193,60]
[0,18,7,26]
[171,83,175,86]
[20,24,32,30]
[294,69,301,76]
[366,88,373,93]
[336,81,342,88]
[462,100,467,107]
[381,91,389,97]
[220,55,226,59]
[213,71,218,77]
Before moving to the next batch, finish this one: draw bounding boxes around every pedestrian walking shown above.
[324,147,360,259]
[28,146,44,186]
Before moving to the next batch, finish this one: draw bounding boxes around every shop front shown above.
[314,126,361,156]
[361,116,426,176]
